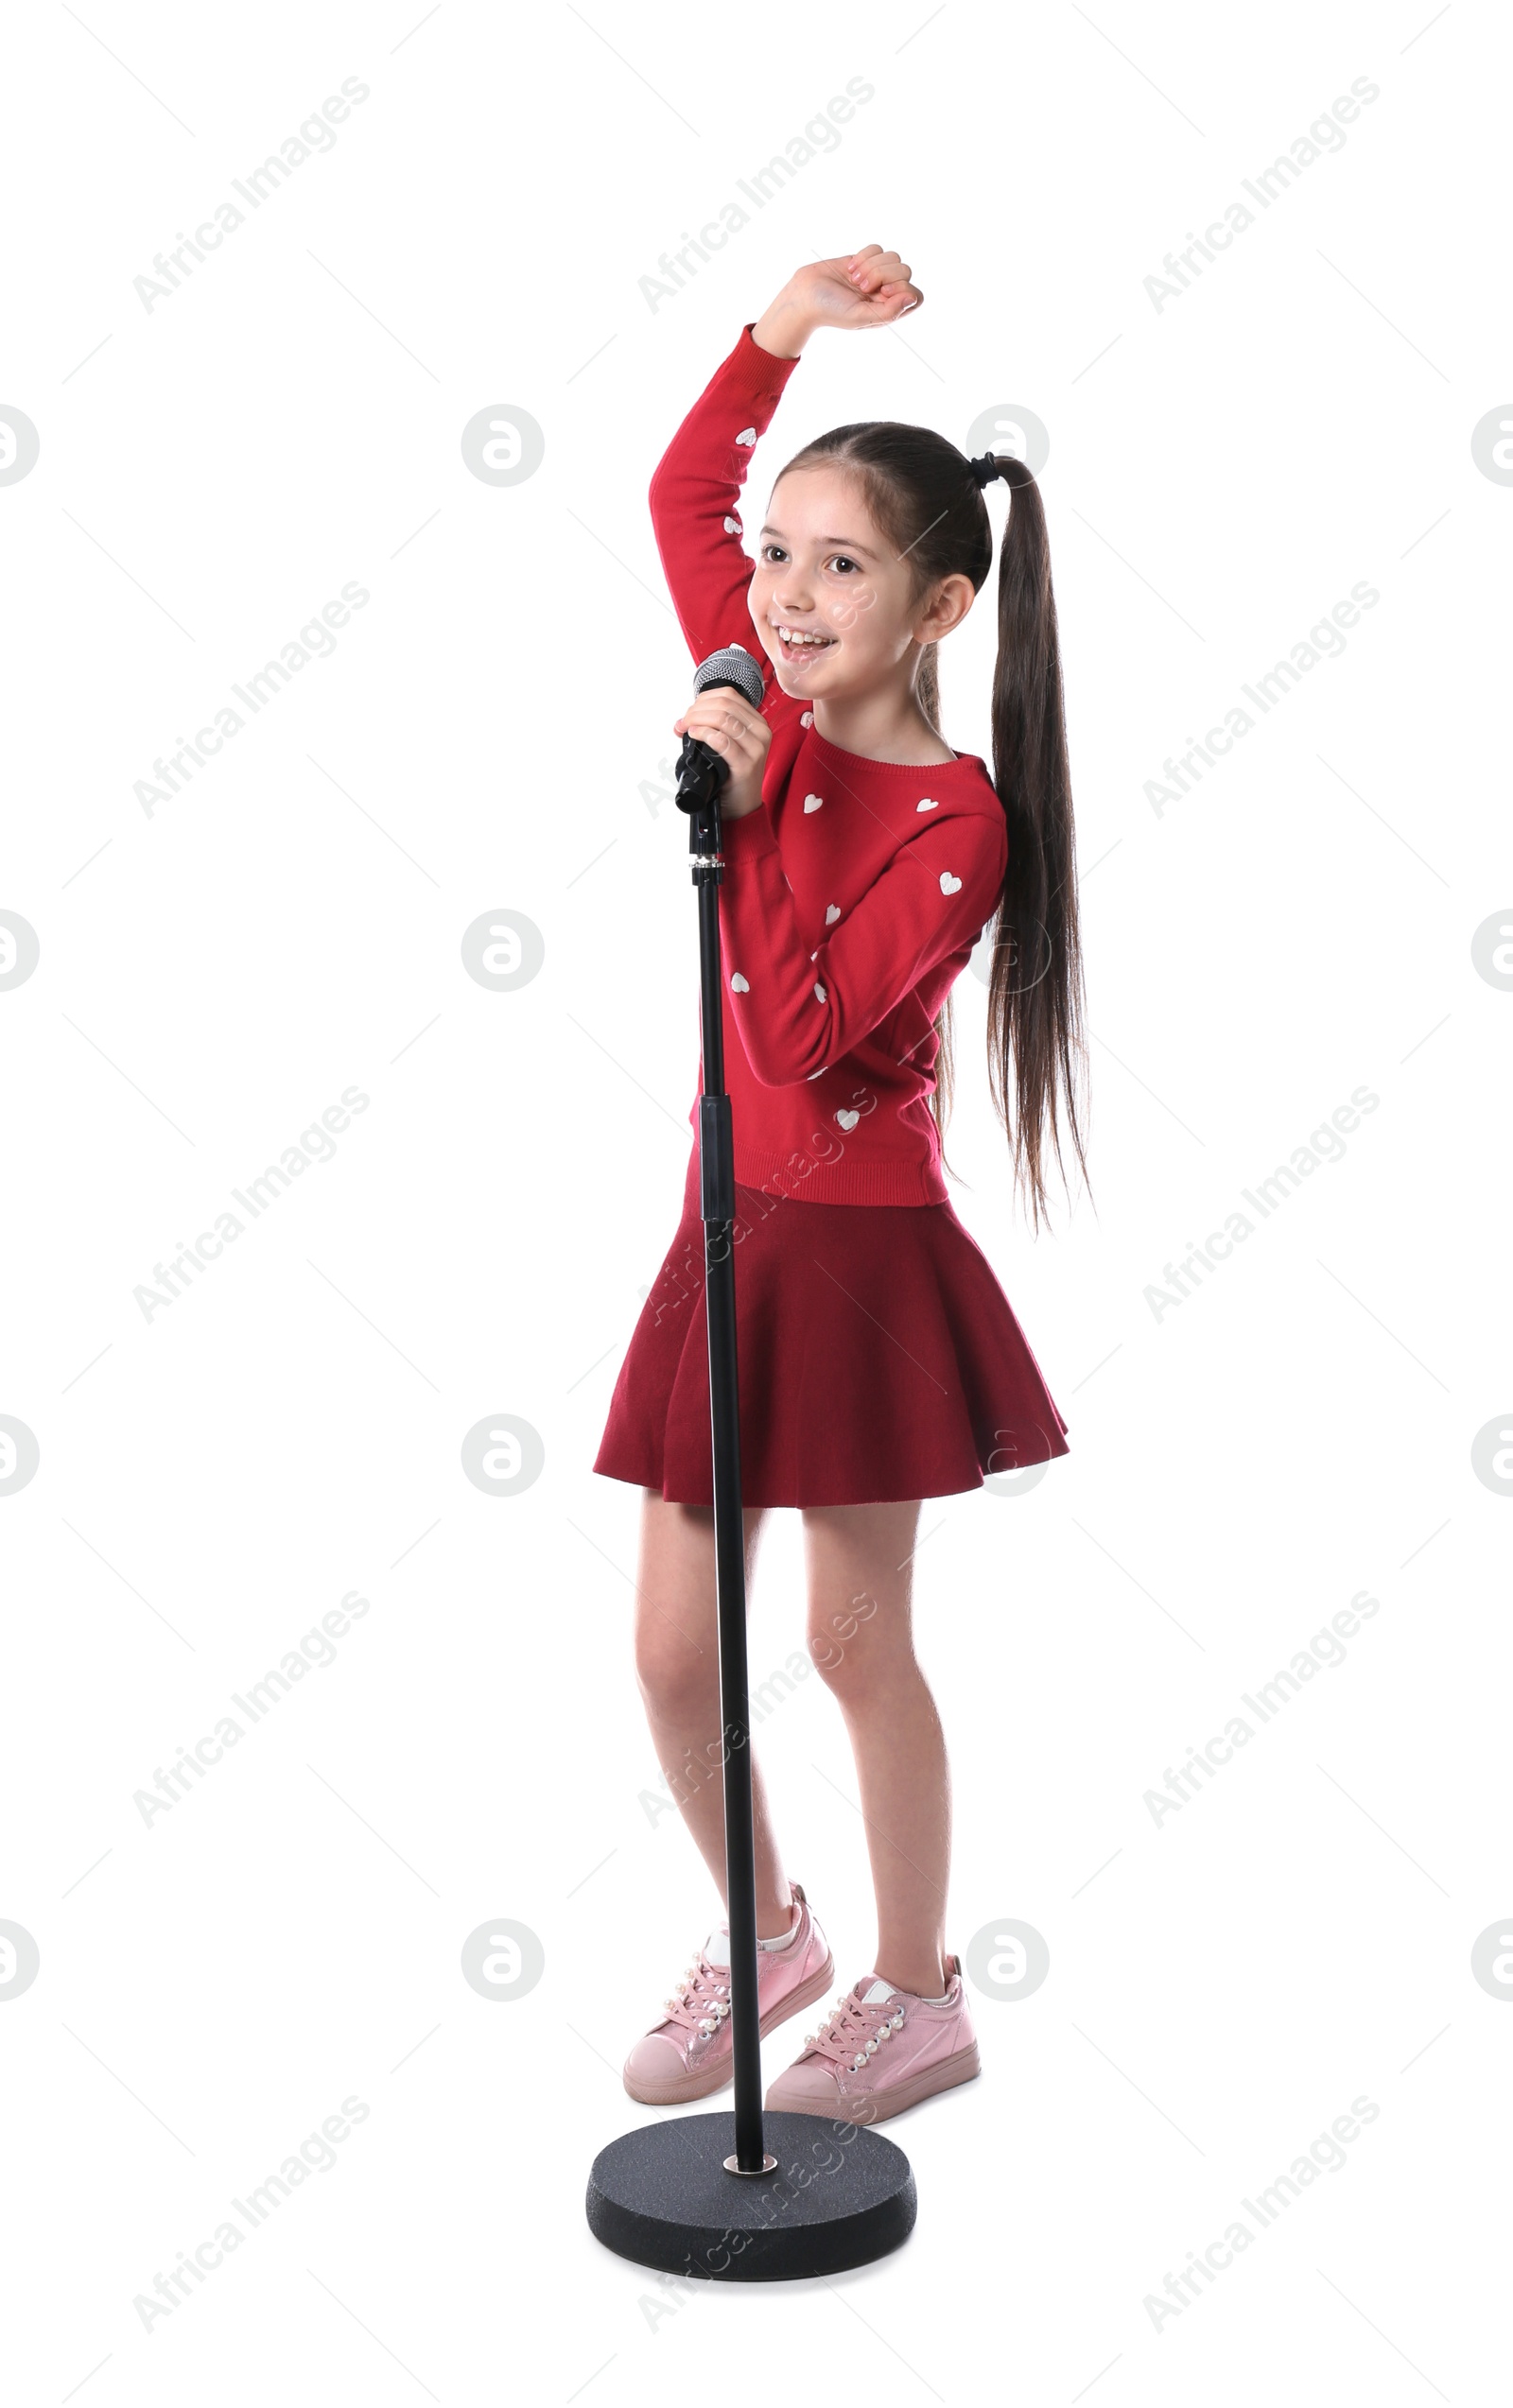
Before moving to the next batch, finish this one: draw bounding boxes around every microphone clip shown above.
[674,731,729,815]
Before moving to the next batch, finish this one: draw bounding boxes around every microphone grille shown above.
[692,644,765,709]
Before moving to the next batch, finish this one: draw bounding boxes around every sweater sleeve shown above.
[648,323,801,673]
[717,804,1008,1086]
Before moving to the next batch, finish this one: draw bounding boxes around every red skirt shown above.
[593,1148,1070,1508]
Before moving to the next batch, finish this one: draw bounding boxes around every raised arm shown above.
[648,249,925,675]
[647,327,800,672]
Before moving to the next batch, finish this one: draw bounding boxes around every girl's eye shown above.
[828,556,860,576]
[760,545,788,563]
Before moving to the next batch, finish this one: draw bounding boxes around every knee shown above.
[633,1616,719,1726]
[806,1594,896,1706]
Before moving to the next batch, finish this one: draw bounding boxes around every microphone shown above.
[674,644,766,814]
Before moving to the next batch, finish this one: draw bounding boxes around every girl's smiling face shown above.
[752,464,962,702]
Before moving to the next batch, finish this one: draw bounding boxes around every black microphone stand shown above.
[584,718,917,2279]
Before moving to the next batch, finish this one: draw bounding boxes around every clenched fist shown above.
[752,246,924,359]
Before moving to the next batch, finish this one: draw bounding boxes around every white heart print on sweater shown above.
[801,711,814,728]
[735,426,756,446]
[813,982,827,1003]
[835,1109,860,1131]
[916,798,940,813]
[940,872,963,895]
[729,973,749,992]
[804,793,824,813]
[723,515,741,534]
[826,904,841,925]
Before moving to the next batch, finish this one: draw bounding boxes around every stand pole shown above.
[688,788,774,2176]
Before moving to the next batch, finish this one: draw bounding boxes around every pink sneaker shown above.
[764,1952,981,2125]
[622,1881,835,2106]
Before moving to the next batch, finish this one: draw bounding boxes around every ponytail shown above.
[981,458,1088,1232]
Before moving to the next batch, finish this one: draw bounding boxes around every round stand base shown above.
[585,2110,915,2281]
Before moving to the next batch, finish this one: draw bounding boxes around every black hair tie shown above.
[966,451,1010,488]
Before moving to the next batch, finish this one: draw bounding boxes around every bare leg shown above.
[631,1490,794,1939]
[802,1498,949,1998]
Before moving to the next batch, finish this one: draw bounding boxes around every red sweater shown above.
[652,323,1008,1206]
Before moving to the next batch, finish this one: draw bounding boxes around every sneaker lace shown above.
[660,1949,731,2038]
[800,1989,906,2072]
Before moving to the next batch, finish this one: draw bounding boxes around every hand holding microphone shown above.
[674,645,771,819]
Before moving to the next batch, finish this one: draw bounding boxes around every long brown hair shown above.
[774,424,1089,1230]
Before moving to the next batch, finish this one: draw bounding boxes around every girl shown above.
[593,245,1088,2126]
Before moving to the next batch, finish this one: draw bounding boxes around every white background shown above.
[3,0,1508,2399]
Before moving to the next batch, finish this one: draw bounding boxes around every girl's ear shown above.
[916,572,976,644]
